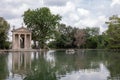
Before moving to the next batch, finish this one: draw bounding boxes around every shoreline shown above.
[0,48,120,52]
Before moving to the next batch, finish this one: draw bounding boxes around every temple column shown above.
[30,34,31,49]
[24,53,26,69]
[25,34,27,49]
[12,34,15,49]
[18,52,21,70]
[18,34,21,49]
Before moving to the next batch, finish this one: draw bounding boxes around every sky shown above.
[0,0,120,36]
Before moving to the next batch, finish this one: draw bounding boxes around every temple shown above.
[12,26,31,50]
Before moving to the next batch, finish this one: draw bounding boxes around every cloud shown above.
[74,15,108,32]
[49,1,77,26]
[111,0,120,7]
[49,0,120,33]
[7,18,23,27]
[44,0,68,6]
[0,0,43,24]
[77,8,90,17]
[74,18,98,28]
[49,1,76,15]
[69,13,79,22]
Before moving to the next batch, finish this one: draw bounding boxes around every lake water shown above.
[0,50,120,80]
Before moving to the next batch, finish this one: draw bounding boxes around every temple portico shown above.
[12,27,31,49]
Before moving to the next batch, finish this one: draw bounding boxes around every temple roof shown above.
[12,27,31,33]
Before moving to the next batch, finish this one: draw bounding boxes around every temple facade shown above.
[12,27,31,49]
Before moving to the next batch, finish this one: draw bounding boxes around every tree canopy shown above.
[48,23,101,49]
[23,7,61,49]
[106,15,120,49]
[0,17,10,49]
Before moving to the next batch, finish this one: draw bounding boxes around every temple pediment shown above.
[12,27,31,33]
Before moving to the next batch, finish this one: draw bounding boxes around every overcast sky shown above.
[0,0,120,34]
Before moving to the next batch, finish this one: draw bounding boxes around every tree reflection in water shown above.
[3,50,120,80]
[23,50,109,80]
[0,52,8,80]
[104,51,120,80]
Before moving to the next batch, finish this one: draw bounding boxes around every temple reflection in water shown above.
[12,52,32,77]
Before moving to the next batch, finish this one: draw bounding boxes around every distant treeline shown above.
[48,24,106,49]
[48,15,120,49]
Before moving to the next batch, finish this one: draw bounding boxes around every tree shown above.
[0,17,10,49]
[85,27,99,37]
[96,34,108,49]
[74,29,86,48]
[49,23,78,49]
[84,27,100,49]
[106,15,120,49]
[56,24,75,48]
[23,7,61,49]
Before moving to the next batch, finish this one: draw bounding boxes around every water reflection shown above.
[0,52,8,80]
[0,50,120,80]
[60,63,109,80]
[52,50,110,80]
[24,51,58,80]
[12,52,31,76]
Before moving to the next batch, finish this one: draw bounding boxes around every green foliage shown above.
[48,24,77,49]
[84,27,100,49]
[48,24,103,49]
[85,36,98,49]
[85,27,99,37]
[0,17,10,49]
[99,33,109,49]
[106,15,120,49]
[23,7,61,48]
[85,35,108,49]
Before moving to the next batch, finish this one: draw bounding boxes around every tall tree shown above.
[52,24,77,48]
[56,24,74,47]
[85,27,99,37]
[23,7,61,48]
[74,29,86,48]
[106,15,120,49]
[84,27,100,49]
[0,17,10,49]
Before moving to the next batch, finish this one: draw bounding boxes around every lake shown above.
[0,50,120,80]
